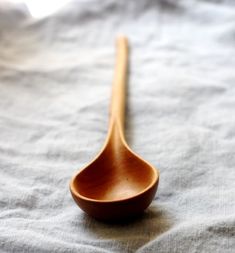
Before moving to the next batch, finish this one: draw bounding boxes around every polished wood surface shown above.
[70,36,159,221]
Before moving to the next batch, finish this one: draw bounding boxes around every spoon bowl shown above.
[70,37,159,221]
[70,126,159,220]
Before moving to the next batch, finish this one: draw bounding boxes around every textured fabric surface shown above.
[0,0,235,252]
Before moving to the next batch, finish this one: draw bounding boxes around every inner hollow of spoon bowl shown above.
[72,150,156,201]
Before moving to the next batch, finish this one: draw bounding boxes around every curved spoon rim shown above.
[70,163,159,204]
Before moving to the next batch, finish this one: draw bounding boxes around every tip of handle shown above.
[116,35,128,47]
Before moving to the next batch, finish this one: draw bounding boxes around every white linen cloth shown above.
[0,0,234,252]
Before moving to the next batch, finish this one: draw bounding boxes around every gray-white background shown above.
[0,0,234,252]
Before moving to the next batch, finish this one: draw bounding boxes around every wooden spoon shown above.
[70,36,159,221]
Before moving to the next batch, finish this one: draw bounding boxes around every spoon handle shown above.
[110,36,128,133]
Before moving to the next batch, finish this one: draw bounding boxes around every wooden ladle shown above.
[70,36,159,221]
